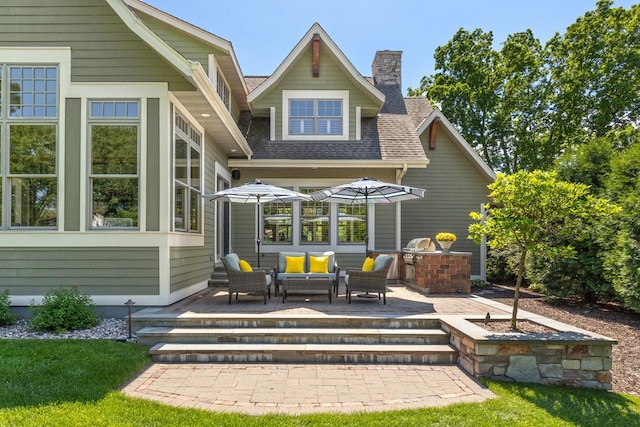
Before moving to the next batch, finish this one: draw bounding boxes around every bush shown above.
[486,246,518,282]
[29,287,99,333]
[471,279,489,288]
[0,290,17,326]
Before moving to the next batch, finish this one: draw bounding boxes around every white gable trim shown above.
[122,0,248,95]
[416,110,496,181]
[247,23,385,107]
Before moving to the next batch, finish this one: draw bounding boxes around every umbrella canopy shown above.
[203,180,311,204]
[203,180,312,266]
[311,177,426,253]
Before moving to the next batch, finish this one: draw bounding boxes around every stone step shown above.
[136,326,450,346]
[149,343,458,364]
[131,312,443,331]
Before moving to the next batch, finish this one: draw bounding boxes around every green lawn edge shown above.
[1,340,638,426]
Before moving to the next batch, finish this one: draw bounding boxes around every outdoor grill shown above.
[402,238,435,282]
[403,238,436,262]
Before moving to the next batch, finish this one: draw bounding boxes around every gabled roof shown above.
[415,105,496,181]
[107,0,252,157]
[122,0,249,105]
[246,23,385,110]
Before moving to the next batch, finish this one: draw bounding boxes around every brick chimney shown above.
[372,50,402,86]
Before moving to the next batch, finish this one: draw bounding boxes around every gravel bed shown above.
[0,318,129,340]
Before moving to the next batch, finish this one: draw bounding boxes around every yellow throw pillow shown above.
[309,256,329,273]
[285,256,305,274]
[362,257,375,272]
[239,260,253,272]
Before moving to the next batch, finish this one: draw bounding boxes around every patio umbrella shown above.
[203,180,312,267]
[311,177,426,254]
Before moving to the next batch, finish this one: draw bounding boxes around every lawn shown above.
[1,340,639,426]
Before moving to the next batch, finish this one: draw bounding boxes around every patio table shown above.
[282,277,332,303]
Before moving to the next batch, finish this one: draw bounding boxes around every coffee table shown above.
[281,277,332,303]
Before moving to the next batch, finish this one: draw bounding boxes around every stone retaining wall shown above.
[442,317,615,390]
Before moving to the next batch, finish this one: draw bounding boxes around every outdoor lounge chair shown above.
[345,254,393,304]
[222,254,271,304]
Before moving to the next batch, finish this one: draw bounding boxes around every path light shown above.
[124,299,136,340]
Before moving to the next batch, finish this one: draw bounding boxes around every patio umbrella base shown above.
[357,293,378,299]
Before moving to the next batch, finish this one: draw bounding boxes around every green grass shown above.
[1,340,639,426]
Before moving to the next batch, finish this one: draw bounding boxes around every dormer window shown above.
[290,99,342,135]
[282,90,348,140]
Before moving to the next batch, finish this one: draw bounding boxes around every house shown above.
[0,0,494,310]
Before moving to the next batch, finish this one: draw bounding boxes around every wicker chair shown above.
[345,254,393,304]
[222,257,270,304]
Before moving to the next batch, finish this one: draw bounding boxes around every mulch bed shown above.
[475,284,640,396]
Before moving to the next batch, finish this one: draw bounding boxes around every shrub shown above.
[0,290,17,326]
[29,287,99,333]
[471,279,489,288]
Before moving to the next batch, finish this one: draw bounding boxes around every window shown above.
[1,64,59,229]
[173,110,202,233]
[263,201,292,244]
[282,90,349,141]
[300,188,329,244]
[89,100,139,229]
[289,99,342,135]
[338,203,366,244]
[217,72,231,111]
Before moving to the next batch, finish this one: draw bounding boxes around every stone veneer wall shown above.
[444,322,614,390]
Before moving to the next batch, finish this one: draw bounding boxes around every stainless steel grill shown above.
[403,237,436,253]
[403,238,436,268]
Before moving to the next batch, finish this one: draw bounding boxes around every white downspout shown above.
[395,163,408,250]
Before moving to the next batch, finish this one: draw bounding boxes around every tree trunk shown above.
[511,248,527,330]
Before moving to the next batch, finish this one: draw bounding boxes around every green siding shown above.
[0,0,193,91]
[146,98,160,231]
[402,130,492,276]
[64,98,81,231]
[251,43,380,139]
[170,247,211,293]
[375,204,397,250]
[0,247,159,295]
[135,11,227,75]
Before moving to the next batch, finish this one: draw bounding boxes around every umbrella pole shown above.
[256,238,261,268]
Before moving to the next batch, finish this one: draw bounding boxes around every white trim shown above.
[167,280,209,305]
[355,106,361,141]
[269,107,276,141]
[0,47,71,232]
[256,178,370,254]
[207,54,216,86]
[247,23,384,108]
[416,110,496,181]
[121,0,249,96]
[229,159,429,169]
[0,232,201,247]
[282,90,349,141]
[190,64,253,156]
[213,161,231,262]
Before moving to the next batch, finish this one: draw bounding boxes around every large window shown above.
[263,201,292,244]
[89,100,139,229]
[289,99,342,135]
[300,187,329,244]
[338,203,366,244]
[1,65,59,229]
[173,111,202,233]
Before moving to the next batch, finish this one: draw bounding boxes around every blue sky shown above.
[144,0,636,91]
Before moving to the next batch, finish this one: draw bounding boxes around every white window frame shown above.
[213,58,231,112]
[1,63,60,230]
[259,179,370,253]
[87,98,141,230]
[172,106,203,234]
[282,90,349,141]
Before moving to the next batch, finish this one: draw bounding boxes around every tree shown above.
[409,29,551,172]
[546,0,640,146]
[408,28,502,170]
[469,171,619,329]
